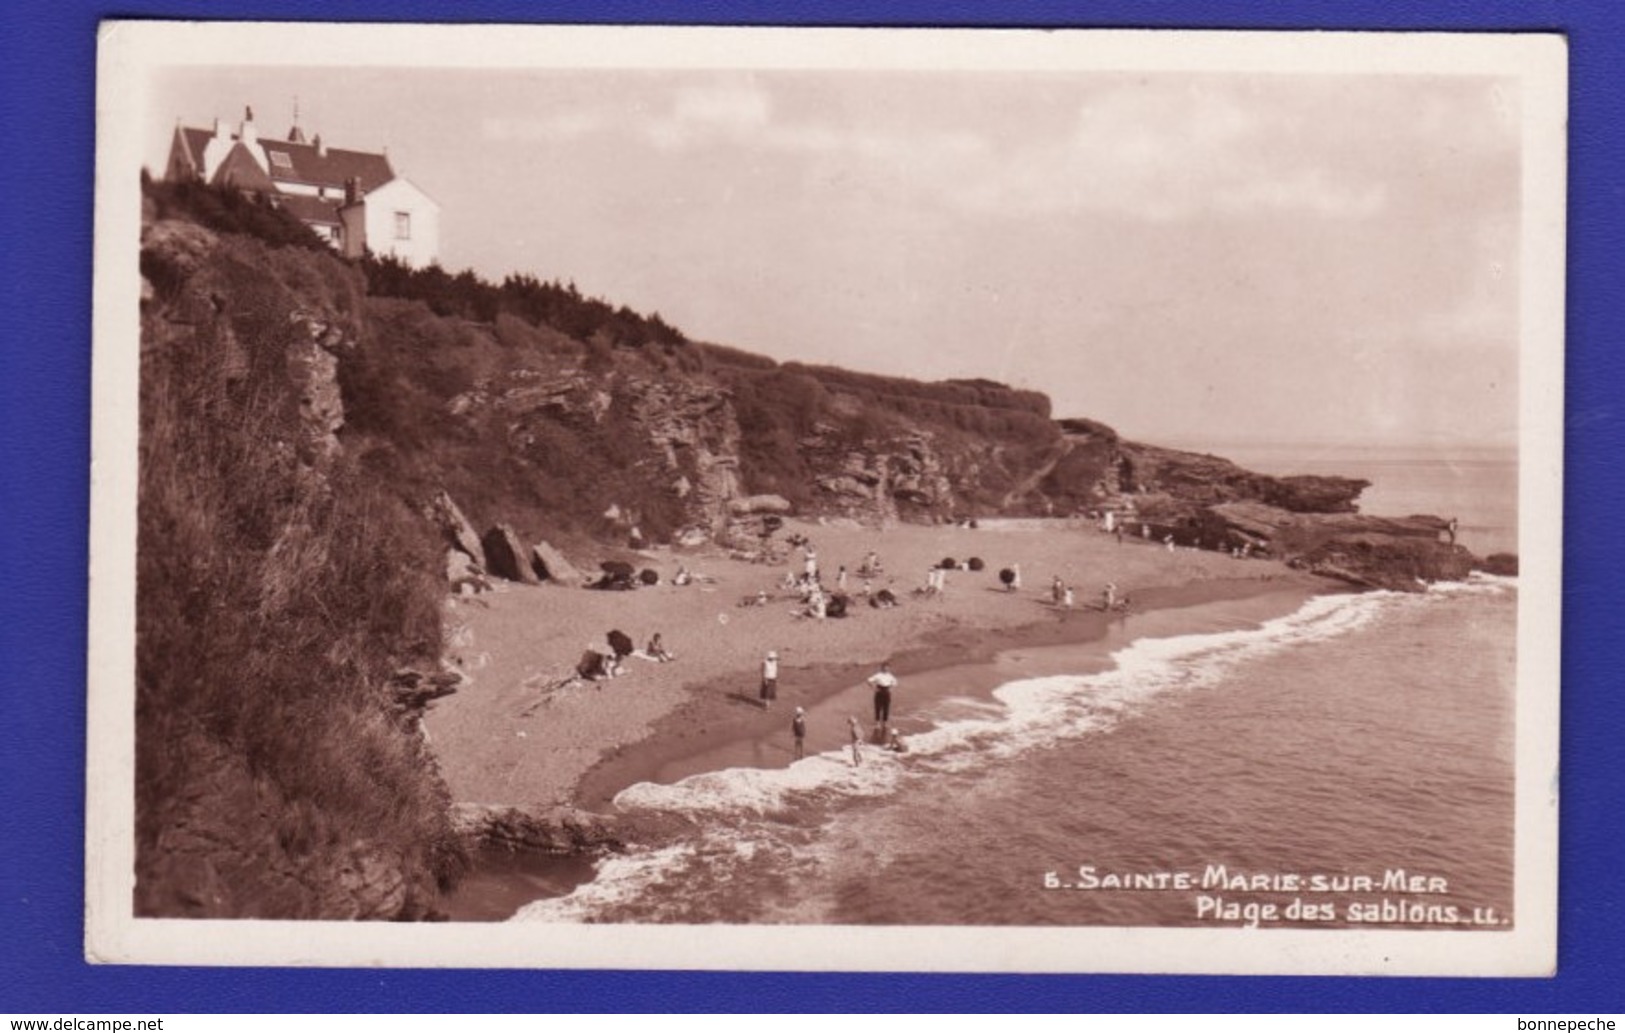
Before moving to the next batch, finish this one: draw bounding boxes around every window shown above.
[267,150,293,169]
[394,211,412,240]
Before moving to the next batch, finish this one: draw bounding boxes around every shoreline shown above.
[571,574,1327,811]
[439,570,1331,920]
[426,519,1328,821]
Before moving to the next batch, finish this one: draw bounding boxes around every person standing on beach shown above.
[869,661,897,731]
[848,716,864,766]
[792,707,807,760]
[761,650,779,708]
[1102,582,1117,611]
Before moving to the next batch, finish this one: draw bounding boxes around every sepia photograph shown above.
[87,23,1565,973]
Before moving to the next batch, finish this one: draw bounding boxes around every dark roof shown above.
[176,127,211,174]
[209,142,277,192]
[274,194,344,226]
[257,138,394,193]
[177,124,395,193]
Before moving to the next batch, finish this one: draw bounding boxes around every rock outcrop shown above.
[452,804,628,855]
[428,491,486,567]
[1197,501,1475,591]
[1119,443,1369,514]
[481,524,539,584]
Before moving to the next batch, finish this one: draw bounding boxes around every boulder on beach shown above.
[530,539,582,586]
[481,524,539,584]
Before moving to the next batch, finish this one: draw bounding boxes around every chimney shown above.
[314,133,326,158]
[213,117,229,141]
[240,105,258,147]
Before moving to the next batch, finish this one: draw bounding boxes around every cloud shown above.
[481,73,1513,226]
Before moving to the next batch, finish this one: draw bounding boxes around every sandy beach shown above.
[426,519,1321,812]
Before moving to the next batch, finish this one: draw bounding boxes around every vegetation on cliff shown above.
[139,217,464,917]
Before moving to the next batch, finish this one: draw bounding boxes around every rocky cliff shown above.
[139,214,464,919]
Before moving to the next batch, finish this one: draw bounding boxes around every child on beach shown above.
[848,716,863,766]
[646,633,675,662]
[760,650,779,708]
[860,551,881,578]
[792,707,807,760]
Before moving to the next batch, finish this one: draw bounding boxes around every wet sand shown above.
[573,576,1323,809]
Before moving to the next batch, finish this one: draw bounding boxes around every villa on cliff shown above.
[165,106,441,269]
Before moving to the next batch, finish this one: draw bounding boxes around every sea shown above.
[453,442,1521,930]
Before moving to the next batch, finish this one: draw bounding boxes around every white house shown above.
[165,106,441,268]
[338,177,440,269]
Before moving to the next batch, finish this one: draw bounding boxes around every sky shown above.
[144,60,1524,448]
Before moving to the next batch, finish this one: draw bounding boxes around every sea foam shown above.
[512,586,1498,923]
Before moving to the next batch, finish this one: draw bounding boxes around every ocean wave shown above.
[615,748,906,815]
[609,590,1414,821]
[513,843,698,922]
[515,585,1509,923]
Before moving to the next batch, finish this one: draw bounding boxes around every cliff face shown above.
[139,218,463,919]
[453,368,744,539]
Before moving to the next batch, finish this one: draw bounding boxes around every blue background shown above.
[2,0,1619,1014]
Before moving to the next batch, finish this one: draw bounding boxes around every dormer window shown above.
[267,150,293,169]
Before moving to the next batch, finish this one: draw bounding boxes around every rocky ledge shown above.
[1198,500,1506,592]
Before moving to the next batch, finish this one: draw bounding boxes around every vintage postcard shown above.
[88,23,1564,973]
